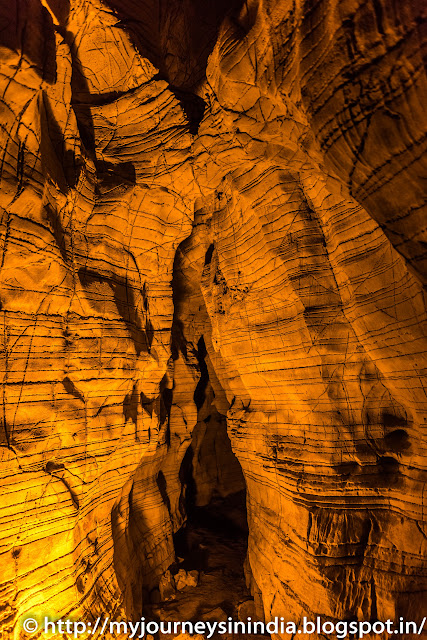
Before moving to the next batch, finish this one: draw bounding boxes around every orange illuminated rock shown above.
[0,0,426,638]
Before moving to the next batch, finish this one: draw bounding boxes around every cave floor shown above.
[150,492,268,639]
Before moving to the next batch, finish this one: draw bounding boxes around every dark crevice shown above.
[179,444,196,517]
[204,243,215,266]
[104,0,247,92]
[160,379,172,446]
[193,336,209,410]
[372,0,386,36]
[169,88,206,135]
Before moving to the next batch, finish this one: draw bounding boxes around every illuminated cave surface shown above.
[0,0,427,638]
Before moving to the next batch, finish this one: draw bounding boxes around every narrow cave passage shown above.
[150,336,258,630]
[178,336,248,558]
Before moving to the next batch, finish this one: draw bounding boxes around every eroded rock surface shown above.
[0,0,426,638]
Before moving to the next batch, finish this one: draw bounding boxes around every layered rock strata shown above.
[0,0,426,638]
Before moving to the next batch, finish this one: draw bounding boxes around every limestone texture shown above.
[0,0,426,638]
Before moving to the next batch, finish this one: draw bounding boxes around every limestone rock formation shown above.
[0,0,426,638]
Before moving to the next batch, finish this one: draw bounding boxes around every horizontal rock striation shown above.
[0,0,426,638]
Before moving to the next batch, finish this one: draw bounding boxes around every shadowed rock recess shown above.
[0,0,426,638]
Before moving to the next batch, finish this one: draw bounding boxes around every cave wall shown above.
[0,0,426,637]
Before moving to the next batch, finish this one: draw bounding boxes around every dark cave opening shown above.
[168,478,250,622]
[166,493,251,623]
[175,470,249,575]
[176,431,248,577]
